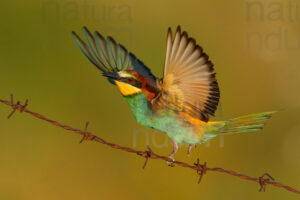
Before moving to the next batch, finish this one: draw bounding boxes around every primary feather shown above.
[72,27,157,87]
[155,26,220,122]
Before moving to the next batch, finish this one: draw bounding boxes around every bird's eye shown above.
[127,77,134,82]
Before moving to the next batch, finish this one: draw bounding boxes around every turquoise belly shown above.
[123,93,199,145]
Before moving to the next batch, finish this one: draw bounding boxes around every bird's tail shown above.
[220,111,277,134]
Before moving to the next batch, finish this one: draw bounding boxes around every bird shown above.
[72,26,276,165]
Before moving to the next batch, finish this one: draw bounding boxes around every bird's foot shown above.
[167,155,175,167]
[167,139,178,167]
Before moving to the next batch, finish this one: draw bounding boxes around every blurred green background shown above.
[0,0,300,199]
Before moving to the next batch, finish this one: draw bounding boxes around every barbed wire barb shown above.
[0,94,299,194]
[259,173,275,192]
[80,121,95,143]
[140,145,153,169]
[7,94,28,119]
[194,158,207,184]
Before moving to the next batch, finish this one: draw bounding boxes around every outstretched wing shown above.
[72,27,157,85]
[154,26,220,122]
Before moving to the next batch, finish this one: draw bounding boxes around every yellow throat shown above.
[114,80,141,96]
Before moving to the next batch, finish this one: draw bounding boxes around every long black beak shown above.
[102,72,120,80]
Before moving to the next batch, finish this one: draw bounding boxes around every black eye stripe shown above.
[121,77,133,82]
[120,77,142,88]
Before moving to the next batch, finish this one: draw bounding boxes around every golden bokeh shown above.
[0,0,299,199]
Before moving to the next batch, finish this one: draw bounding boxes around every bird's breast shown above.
[123,93,207,145]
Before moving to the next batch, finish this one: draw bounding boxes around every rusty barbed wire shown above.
[0,94,299,194]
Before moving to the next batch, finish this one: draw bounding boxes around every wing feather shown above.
[170,27,181,65]
[155,26,220,122]
[94,31,115,72]
[72,31,107,72]
[72,27,157,86]
[174,31,188,61]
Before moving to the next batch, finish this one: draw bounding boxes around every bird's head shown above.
[72,27,160,101]
[103,70,158,100]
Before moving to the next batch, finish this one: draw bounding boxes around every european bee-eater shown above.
[72,26,276,164]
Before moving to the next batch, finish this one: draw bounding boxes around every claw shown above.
[167,155,175,167]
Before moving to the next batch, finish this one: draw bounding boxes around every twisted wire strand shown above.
[0,95,299,194]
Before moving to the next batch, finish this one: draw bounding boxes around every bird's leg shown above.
[187,144,193,156]
[187,144,197,156]
[167,139,178,167]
